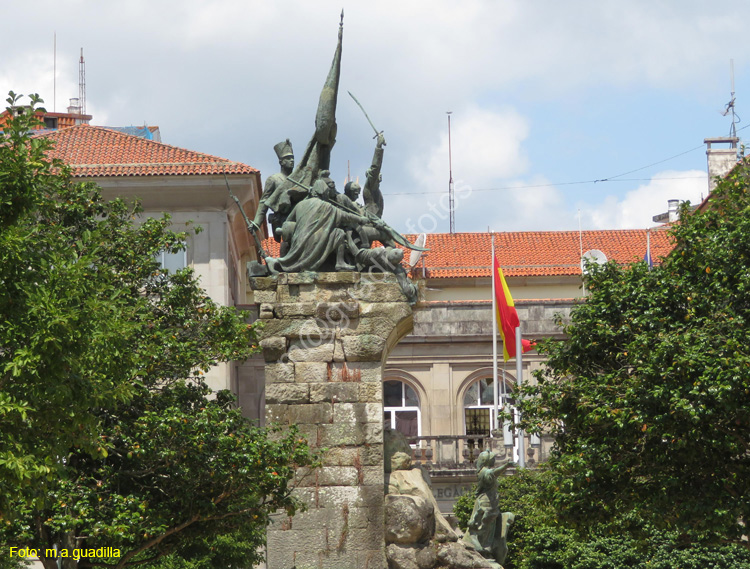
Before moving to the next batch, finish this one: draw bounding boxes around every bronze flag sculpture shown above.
[240,13,425,304]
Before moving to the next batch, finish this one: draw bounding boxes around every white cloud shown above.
[580,170,708,229]
[411,105,530,193]
[384,174,574,234]
[507,179,570,231]
[461,176,573,233]
[335,1,750,104]
[0,0,732,239]
[0,50,76,112]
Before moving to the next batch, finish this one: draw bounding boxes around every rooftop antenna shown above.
[53,33,56,112]
[581,249,608,274]
[78,48,86,116]
[721,59,740,140]
[447,111,455,234]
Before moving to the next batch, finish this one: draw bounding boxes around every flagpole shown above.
[495,262,535,466]
[578,208,585,296]
[516,326,525,468]
[491,233,499,435]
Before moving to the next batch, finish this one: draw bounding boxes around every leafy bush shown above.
[454,468,750,569]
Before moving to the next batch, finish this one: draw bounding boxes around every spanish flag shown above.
[494,256,535,361]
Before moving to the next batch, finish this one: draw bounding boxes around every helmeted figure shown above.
[340,133,396,250]
[252,139,307,244]
[337,180,362,214]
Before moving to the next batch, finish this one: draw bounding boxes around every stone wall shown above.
[411,299,575,338]
[251,271,414,569]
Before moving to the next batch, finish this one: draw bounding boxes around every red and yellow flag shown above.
[494,256,535,361]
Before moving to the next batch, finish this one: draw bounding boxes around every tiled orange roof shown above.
[261,228,674,278]
[38,124,257,177]
[419,230,673,278]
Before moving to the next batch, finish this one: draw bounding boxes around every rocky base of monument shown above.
[384,431,503,569]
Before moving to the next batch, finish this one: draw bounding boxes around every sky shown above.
[2,1,749,234]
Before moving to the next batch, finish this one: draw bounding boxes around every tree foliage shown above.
[0,94,315,568]
[5,384,313,569]
[519,159,750,543]
[454,469,750,569]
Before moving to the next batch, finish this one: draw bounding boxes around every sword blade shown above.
[348,90,381,137]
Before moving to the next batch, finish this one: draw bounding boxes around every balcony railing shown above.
[405,435,506,474]
[405,434,546,474]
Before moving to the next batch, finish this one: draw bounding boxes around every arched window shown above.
[383,380,421,437]
[463,377,516,437]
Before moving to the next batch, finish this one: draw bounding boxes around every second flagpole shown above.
[516,326,525,468]
[491,232,499,437]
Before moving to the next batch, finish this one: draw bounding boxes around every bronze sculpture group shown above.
[242,14,424,304]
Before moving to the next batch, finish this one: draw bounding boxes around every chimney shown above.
[652,199,681,224]
[67,97,81,115]
[667,199,679,222]
[705,136,739,192]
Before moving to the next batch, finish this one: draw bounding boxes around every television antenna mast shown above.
[79,48,86,116]
[53,33,57,112]
[447,111,455,234]
[721,59,740,139]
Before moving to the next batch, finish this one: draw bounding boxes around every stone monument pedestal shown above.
[251,271,414,569]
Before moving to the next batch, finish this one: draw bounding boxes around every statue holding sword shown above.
[237,15,426,303]
[348,91,386,220]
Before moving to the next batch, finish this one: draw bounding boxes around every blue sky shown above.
[2,1,748,234]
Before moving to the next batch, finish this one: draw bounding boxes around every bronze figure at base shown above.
[462,450,515,567]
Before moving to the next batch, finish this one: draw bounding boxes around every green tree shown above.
[519,159,750,544]
[0,94,315,567]
[454,469,750,569]
[1,91,251,506]
[5,384,313,569]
